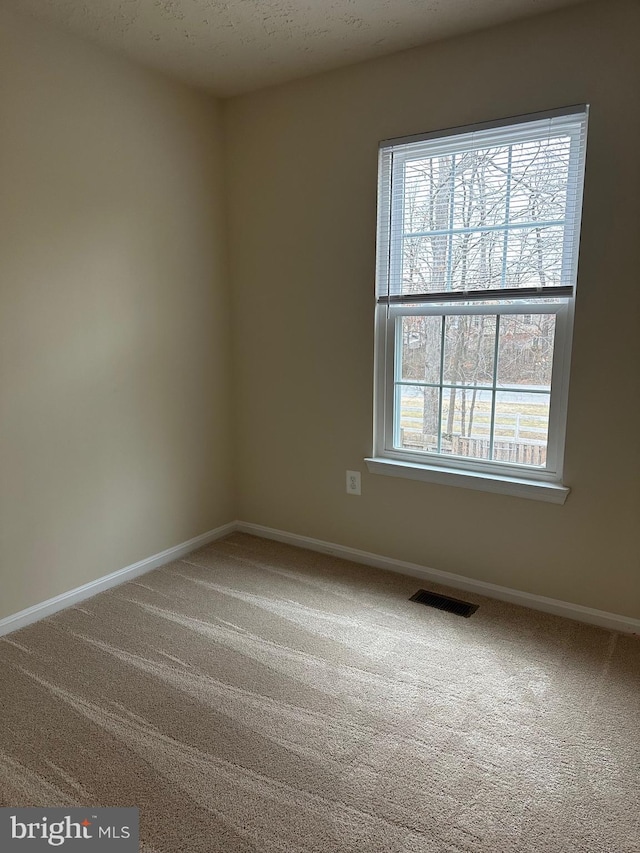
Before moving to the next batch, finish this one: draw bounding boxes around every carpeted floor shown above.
[0,532,639,852]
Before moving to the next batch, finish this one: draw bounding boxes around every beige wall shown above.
[1,0,637,625]
[224,0,640,618]
[0,9,233,620]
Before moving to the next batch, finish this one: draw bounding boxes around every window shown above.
[367,107,588,503]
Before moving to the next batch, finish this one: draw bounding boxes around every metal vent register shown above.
[409,589,478,618]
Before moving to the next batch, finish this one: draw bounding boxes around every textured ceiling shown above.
[8,0,588,96]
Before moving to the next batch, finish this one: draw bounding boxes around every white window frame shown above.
[366,107,588,504]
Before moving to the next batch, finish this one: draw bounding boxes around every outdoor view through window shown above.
[373,108,588,491]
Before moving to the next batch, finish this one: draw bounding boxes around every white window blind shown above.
[376,106,588,305]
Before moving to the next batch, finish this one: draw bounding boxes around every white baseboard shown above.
[3,519,638,638]
[0,522,236,638]
[235,521,640,635]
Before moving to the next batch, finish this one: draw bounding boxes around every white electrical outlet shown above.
[346,470,361,495]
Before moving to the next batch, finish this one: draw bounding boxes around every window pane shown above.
[397,385,439,452]
[497,314,556,389]
[493,391,550,467]
[441,388,492,459]
[452,147,510,229]
[404,156,453,234]
[509,137,571,223]
[400,316,442,383]
[402,235,449,294]
[505,226,564,288]
[450,230,505,291]
[443,315,496,386]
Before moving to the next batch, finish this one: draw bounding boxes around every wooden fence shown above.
[401,430,547,466]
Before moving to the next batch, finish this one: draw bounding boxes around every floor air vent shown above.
[409,589,478,618]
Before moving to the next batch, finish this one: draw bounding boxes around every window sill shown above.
[364,457,570,504]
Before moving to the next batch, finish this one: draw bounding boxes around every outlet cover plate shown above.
[346,470,361,495]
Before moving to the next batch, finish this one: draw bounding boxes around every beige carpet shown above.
[1,533,639,852]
